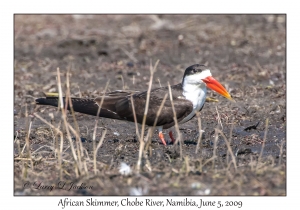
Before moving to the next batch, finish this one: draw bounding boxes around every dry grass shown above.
[136,60,159,172]
[14,15,286,196]
[14,62,286,196]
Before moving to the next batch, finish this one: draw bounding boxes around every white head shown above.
[182,64,212,86]
[182,64,233,100]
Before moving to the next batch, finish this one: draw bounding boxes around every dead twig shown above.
[136,60,159,173]
[93,129,107,174]
[24,104,34,169]
[216,128,237,171]
[93,81,110,175]
[168,83,183,160]
[34,113,64,179]
[57,67,80,177]
[257,118,269,169]
[195,112,203,154]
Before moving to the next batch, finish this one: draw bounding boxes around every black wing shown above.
[115,84,194,129]
[35,85,194,129]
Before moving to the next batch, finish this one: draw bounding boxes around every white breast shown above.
[179,82,207,124]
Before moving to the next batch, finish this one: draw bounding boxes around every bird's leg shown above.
[157,126,167,146]
[158,131,167,146]
[169,131,176,144]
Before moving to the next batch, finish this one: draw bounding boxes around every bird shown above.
[35,64,233,146]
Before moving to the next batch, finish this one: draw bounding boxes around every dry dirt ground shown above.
[14,15,286,196]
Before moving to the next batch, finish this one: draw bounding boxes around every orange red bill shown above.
[202,76,234,101]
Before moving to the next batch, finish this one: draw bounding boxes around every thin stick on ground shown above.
[216,128,237,170]
[132,75,135,86]
[142,92,168,167]
[48,122,57,158]
[212,128,219,170]
[34,113,64,179]
[121,47,138,63]
[195,111,203,154]
[130,94,141,140]
[226,123,234,165]
[24,104,34,169]
[31,145,55,155]
[77,85,82,98]
[46,112,62,161]
[200,156,217,172]
[215,105,223,130]
[257,118,269,169]
[142,93,168,170]
[57,67,80,177]
[168,82,183,160]
[57,121,64,180]
[16,138,28,178]
[93,129,107,174]
[65,67,85,175]
[136,59,159,173]
[143,126,153,171]
[145,93,168,152]
[14,130,19,143]
[157,78,162,87]
[184,156,190,176]
[278,140,285,166]
[93,81,110,175]
[120,75,126,90]
[21,141,27,155]
[16,140,21,158]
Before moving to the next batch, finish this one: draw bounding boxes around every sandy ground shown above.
[14,14,285,195]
